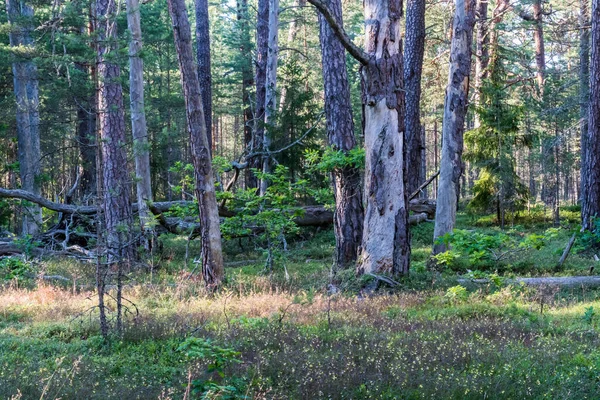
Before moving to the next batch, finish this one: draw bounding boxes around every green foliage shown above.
[465,45,527,220]
[435,228,557,271]
[582,306,595,325]
[0,256,30,281]
[178,337,246,399]
[445,285,469,303]
[304,146,365,173]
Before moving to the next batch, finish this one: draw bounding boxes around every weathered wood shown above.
[409,171,439,201]
[557,233,577,268]
[432,0,476,255]
[459,276,600,288]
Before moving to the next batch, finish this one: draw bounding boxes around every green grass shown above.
[2,209,600,398]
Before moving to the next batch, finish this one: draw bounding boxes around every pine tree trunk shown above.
[581,0,590,206]
[582,0,600,230]
[533,0,546,96]
[97,0,134,259]
[237,0,256,189]
[6,0,41,236]
[168,0,224,288]
[404,0,426,195]
[196,0,212,147]
[259,0,279,195]
[432,0,476,255]
[318,0,363,269]
[127,0,153,242]
[358,0,410,275]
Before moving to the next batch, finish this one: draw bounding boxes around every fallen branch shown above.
[409,170,440,201]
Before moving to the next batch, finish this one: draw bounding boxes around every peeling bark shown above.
[432,0,476,255]
[358,0,410,275]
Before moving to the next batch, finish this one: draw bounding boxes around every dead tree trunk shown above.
[168,0,225,288]
[252,0,269,189]
[259,0,280,196]
[582,0,600,230]
[474,0,488,128]
[432,0,475,255]
[318,0,364,268]
[404,0,426,195]
[127,0,153,243]
[6,0,41,235]
[196,0,212,147]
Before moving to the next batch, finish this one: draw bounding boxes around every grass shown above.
[2,208,600,399]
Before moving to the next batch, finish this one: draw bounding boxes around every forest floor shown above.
[2,207,600,399]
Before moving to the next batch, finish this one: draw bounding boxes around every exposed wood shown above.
[432,0,476,255]
[557,233,577,268]
[459,276,600,288]
[409,171,439,201]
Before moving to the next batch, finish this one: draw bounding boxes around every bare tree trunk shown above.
[196,0,212,147]
[252,0,269,190]
[127,0,153,245]
[582,0,600,230]
[259,0,279,195]
[237,0,256,189]
[432,0,476,255]
[358,0,410,275]
[6,0,41,236]
[581,0,590,206]
[474,0,488,128]
[168,0,224,288]
[318,0,363,269]
[420,125,427,198]
[532,0,546,96]
[404,0,426,195]
[279,0,306,113]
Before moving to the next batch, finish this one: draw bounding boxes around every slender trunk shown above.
[581,0,590,206]
[127,0,153,244]
[533,0,546,97]
[6,0,41,236]
[420,124,427,198]
[260,0,279,195]
[583,0,600,230]
[318,0,363,269]
[278,0,306,113]
[196,0,212,146]
[432,0,476,255]
[474,0,488,128]
[434,119,438,198]
[404,0,426,195]
[358,0,410,275]
[168,0,224,288]
[237,0,256,189]
[253,0,269,189]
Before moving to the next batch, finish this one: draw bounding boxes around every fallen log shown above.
[458,275,600,288]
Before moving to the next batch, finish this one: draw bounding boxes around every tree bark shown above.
[237,0,256,189]
[403,0,426,195]
[97,0,134,259]
[582,0,600,230]
[532,0,546,96]
[127,0,153,242]
[318,0,364,269]
[252,0,269,189]
[196,0,212,147]
[581,0,590,207]
[358,0,410,275]
[473,0,488,129]
[432,0,476,255]
[6,0,42,236]
[168,0,225,288]
[259,0,280,195]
